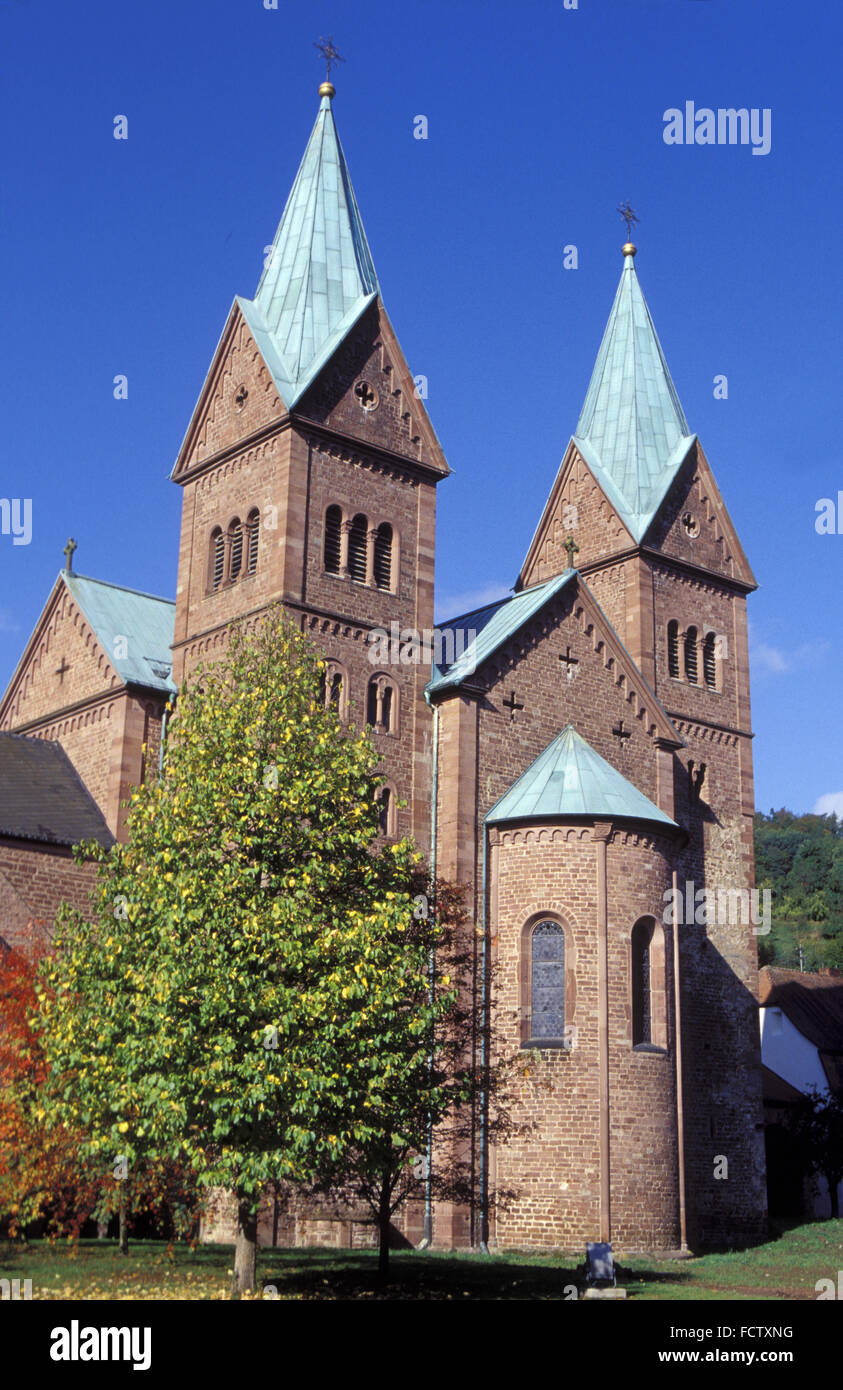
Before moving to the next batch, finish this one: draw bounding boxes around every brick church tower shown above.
[169,78,449,849]
[428,239,767,1250]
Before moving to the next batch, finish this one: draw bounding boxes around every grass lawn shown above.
[2,1221,840,1300]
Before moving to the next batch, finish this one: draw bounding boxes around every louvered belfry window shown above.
[210,528,224,592]
[668,620,680,678]
[324,506,342,574]
[684,626,698,684]
[374,522,393,591]
[348,514,368,583]
[229,519,243,581]
[703,632,717,689]
[246,508,260,575]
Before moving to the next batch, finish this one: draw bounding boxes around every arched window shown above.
[348,514,368,584]
[366,676,396,733]
[318,661,346,719]
[631,916,667,1049]
[684,625,698,684]
[667,620,680,679]
[375,784,397,837]
[703,631,717,690]
[530,921,565,1041]
[209,528,224,592]
[374,522,393,591]
[246,508,260,575]
[228,518,243,582]
[631,918,652,1045]
[324,505,342,575]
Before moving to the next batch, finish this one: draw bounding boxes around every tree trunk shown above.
[828,1176,840,1220]
[377,1170,391,1284]
[231,1198,258,1298]
[118,1191,129,1256]
[96,1219,108,1241]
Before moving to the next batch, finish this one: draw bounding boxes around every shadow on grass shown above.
[257,1248,695,1301]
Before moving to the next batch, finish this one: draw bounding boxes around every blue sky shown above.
[0,0,840,817]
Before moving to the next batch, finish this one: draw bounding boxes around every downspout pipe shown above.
[477,824,490,1254]
[418,700,439,1249]
[672,867,689,1253]
[158,693,175,774]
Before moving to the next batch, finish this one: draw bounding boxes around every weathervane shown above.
[314,36,345,81]
[617,200,639,252]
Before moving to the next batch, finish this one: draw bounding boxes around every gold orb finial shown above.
[319,80,335,99]
[622,241,637,257]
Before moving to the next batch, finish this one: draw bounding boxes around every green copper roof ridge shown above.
[426,571,576,696]
[63,572,176,694]
[61,571,175,608]
[485,723,677,828]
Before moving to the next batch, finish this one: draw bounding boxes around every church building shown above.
[0,76,768,1251]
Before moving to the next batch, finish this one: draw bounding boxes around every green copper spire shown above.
[573,249,696,543]
[237,84,379,409]
[486,724,676,828]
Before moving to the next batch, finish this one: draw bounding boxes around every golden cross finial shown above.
[314,36,345,81]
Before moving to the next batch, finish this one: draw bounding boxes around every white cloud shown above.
[435,582,512,623]
[749,637,830,674]
[813,792,843,818]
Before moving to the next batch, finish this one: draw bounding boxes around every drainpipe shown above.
[418,702,439,1249]
[477,825,490,1254]
[672,867,689,1252]
[594,821,612,1244]
[158,695,174,774]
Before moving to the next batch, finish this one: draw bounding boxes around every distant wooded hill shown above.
[754,810,843,970]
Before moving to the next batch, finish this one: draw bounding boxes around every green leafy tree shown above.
[299,875,519,1280]
[33,612,457,1295]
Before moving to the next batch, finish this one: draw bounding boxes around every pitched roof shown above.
[573,251,696,543]
[0,733,114,848]
[62,573,176,694]
[486,724,677,827]
[238,89,379,410]
[758,967,843,1054]
[427,573,575,695]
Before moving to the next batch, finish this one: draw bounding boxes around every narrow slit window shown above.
[229,519,243,582]
[374,523,393,591]
[668,620,680,679]
[684,626,698,684]
[703,632,717,689]
[210,528,224,592]
[348,514,368,584]
[632,919,652,1045]
[246,508,260,575]
[324,506,342,574]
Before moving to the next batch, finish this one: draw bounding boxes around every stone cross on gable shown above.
[63,538,77,572]
[564,535,579,569]
[559,645,579,682]
[502,690,524,722]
